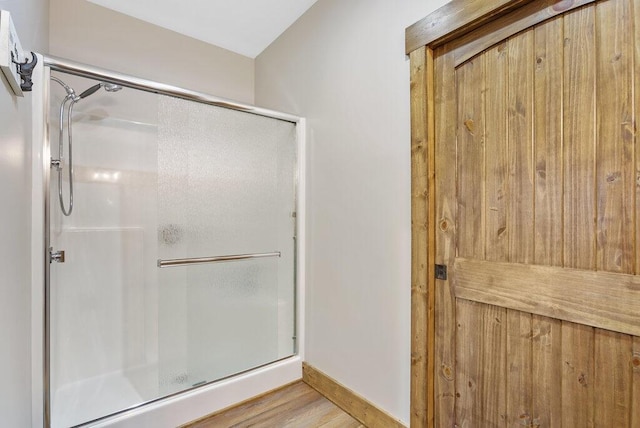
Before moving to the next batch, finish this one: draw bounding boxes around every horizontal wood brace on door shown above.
[453,258,640,336]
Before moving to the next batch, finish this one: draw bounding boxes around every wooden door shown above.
[429,0,640,426]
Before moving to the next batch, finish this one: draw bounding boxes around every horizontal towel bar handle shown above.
[157,251,281,268]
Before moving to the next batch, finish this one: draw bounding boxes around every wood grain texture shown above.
[409,46,430,428]
[405,0,534,54]
[596,0,635,275]
[561,322,595,427]
[454,299,481,427]
[456,56,485,260]
[455,299,507,427]
[452,0,595,67]
[594,0,635,425]
[482,42,510,426]
[635,0,640,282]
[594,0,638,427]
[563,3,596,272]
[424,48,437,428]
[302,363,405,428]
[594,330,633,427]
[506,29,534,267]
[632,337,640,427]
[454,52,491,428]
[504,29,534,427]
[531,314,562,426]
[505,309,533,426]
[433,45,457,428]
[531,18,563,426]
[453,258,640,336]
[533,16,563,269]
[455,45,510,426]
[561,6,597,426]
[485,42,509,262]
[634,0,640,422]
[183,381,364,428]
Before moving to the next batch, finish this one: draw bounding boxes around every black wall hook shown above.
[11,51,37,92]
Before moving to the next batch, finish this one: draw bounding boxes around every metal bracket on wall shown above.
[12,51,37,91]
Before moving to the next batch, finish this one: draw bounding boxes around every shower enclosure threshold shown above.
[81,356,302,428]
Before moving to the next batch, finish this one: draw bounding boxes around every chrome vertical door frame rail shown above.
[42,55,302,428]
[43,56,300,123]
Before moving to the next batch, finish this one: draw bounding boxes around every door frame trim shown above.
[406,0,535,54]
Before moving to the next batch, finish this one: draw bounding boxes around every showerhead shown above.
[77,82,123,99]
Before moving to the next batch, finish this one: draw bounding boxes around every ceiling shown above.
[87,0,319,58]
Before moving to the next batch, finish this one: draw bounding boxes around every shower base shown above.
[51,356,301,428]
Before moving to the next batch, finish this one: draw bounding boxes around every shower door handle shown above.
[49,248,65,263]
[157,251,280,268]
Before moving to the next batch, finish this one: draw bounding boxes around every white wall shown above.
[255,0,449,423]
[49,0,255,104]
[0,0,49,426]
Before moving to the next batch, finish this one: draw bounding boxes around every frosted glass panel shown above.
[49,72,297,427]
[157,96,297,392]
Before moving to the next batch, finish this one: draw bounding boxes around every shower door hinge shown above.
[49,247,65,263]
[435,264,447,280]
[50,158,62,170]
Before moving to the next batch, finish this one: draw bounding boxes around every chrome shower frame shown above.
[40,55,304,428]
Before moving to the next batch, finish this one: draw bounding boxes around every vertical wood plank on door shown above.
[505,28,534,427]
[632,337,640,427]
[561,6,597,427]
[505,310,533,426]
[456,57,485,260]
[533,18,564,268]
[506,31,534,266]
[594,330,633,427]
[455,301,506,428]
[563,0,597,273]
[454,53,487,427]
[560,322,595,427]
[594,0,635,425]
[531,315,561,426]
[433,46,457,428]
[454,299,481,426]
[531,15,564,427]
[485,42,509,263]
[596,0,635,275]
[483,41,509,426]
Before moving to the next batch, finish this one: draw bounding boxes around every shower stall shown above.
[32,56,304,427]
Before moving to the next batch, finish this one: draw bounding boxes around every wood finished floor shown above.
[185,381,364,428]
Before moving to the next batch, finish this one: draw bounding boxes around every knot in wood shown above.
[632,354,640,369]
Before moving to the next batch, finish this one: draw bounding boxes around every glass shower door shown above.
[154,96,297,395]
[48,72,297,428]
